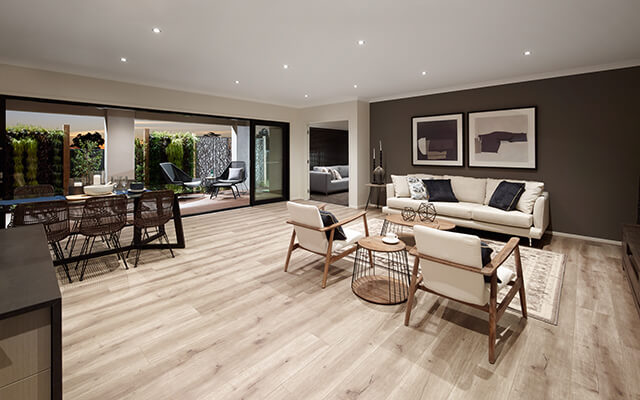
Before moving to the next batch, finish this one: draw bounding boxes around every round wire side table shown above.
[351,236,410,305]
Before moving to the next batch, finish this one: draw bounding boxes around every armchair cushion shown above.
[227,167,243,181]
[319,210,347,240]
[480,242,499,284]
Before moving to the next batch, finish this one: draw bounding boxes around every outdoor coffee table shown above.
[351,236,410,305]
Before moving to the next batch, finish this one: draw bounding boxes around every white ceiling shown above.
[0,0,639,107]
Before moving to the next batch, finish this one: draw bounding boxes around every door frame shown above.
[249,119,290,206]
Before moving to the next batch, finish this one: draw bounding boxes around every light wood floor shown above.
[59,201,640,399]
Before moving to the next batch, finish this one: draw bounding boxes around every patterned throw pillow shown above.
[406,176,427,200]
[329,168,342,180]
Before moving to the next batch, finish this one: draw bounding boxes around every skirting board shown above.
[549,230,621,246]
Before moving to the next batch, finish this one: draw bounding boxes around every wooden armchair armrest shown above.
[317,203,327,210]
[286,211,368,233]
[409,238,519,276]
[324,211,367,231]
[479,237,520,276]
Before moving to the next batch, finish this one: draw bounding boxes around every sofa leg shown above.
[529,237,533,247]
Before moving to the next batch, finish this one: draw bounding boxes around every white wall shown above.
[104,109,135,178]
[0,63,369,205]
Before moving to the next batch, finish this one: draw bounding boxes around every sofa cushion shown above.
[408,173,442,180]
[332,165,349,178]
[489,181,525,211]
[472,205,533,228]
[432,201,474,219]
[445,175,486,204]
[485,178,544,214]
[391,175,410,197]
[407,176,427,200]
[423,179,458,202]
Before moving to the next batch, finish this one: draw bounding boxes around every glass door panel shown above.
[252,122,288,204]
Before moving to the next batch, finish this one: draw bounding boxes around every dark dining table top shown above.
[0,224,61,319]
[0,195,67,206]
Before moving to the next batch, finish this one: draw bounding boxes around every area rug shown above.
[346,218,567,325]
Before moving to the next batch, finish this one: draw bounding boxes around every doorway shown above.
[308,120,349,206]
[250,120,289,205]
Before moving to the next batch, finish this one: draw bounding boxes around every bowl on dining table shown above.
[83,184,114,196]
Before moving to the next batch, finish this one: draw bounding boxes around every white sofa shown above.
[383,174,549,243]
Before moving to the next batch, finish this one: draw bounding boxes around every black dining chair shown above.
[127,190,175,268]
[76,195,129,281]
[13,200,73,282]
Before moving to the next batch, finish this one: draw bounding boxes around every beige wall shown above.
[0,63,370,205]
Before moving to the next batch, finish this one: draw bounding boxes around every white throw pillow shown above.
[516,181,544,214]
[406,176,427,200]
[391,175,410,197]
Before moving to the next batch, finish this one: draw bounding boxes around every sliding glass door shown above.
[250,120,289,204]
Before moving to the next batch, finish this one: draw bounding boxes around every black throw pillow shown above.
[319,210,347,241]
[488,181,525,211]
[480,242,501,284]
[422,179,458,202]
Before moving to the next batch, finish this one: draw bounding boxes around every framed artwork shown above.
[468,107,536,169]
[412,113,463,166]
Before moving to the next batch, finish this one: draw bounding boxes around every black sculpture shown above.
[402,207,416,222]
[418,202,437,222]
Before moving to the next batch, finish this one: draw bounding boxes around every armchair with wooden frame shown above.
[404,226,527,364]
[284,202,370,288]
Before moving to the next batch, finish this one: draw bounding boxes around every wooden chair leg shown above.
[321,253,331,289]
[284,230,296,272]
[514,246,528,319]
[321,230,336,289]
[404,257,420,326]
[488,275,498,364]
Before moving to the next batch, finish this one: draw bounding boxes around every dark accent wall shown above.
[370,66,640,241]
[309,128,348,169]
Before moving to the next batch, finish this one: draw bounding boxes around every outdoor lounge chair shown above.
[159,162,202,190]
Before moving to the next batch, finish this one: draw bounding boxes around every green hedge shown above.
[6,125,64,194]
[148,131,197,188]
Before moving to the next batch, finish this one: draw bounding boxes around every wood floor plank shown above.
[55,201,640,400]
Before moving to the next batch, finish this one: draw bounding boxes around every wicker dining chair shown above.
[13,200,73,282]
[127,190,175,268]
[14,184,55,199]
[76,195,129,281]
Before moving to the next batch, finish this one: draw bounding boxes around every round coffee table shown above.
[351,236,410,305]
[380,213,456,237]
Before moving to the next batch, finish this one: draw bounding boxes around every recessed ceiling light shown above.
[357,40,365,45]
[523,50,532,56]
[421,71,427,76]
[304,94,309,98]
[234,80,240,84]
[120,57,127,62]
[353,84,358,88]
[152,27,161,34]
[283,64,289,69]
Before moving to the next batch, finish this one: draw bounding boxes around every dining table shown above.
[0,191,186,266]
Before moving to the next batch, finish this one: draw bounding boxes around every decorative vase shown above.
[372,165,385,184]
[372,146,385,184]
